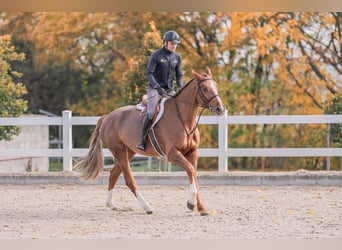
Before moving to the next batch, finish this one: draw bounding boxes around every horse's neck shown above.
[173,85,199,129]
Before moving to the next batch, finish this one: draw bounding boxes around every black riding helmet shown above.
[163,30,180,44]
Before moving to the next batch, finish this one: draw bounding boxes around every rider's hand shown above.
[168,90,176,96]
[157,86,168,96]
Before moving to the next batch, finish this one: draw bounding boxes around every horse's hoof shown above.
[106,202,119,210]
[200,211,210,216]
[187,201,195,211]
[146,210,153,215]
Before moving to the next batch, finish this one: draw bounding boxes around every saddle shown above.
[135,97,168,156]
[135,97,167,127]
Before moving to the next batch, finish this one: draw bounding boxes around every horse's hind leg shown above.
[106,163,122,210]
[106,149,134,210]
[114,148,154,214]
[124,160,154,214]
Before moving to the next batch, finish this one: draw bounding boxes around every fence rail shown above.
[1,110,342,172]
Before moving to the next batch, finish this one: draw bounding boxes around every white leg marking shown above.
[106,189,118,210]
[188,177,197,206]
[136,191,154,214]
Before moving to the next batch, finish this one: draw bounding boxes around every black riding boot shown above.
[136,116,153,151]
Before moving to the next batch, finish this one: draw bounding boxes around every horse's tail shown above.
[74,115,106,180]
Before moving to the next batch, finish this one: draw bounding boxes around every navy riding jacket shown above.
[146,46,183,91]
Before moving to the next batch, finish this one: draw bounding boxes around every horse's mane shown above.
[173,77,195,98]
[173,72,210,98]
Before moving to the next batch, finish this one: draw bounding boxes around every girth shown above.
[136,97,168,156]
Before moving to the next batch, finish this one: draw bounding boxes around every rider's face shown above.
[165,41,178,52]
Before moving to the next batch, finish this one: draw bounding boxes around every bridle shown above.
[196,78,220,111]
[174,77,221,137]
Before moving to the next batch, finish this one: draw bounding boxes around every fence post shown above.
[218,110,228,172]
[62,110,73,172]
[327,123,331,171]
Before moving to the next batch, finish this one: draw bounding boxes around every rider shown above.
[136,30,184,151]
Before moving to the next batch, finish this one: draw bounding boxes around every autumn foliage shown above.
[0,35,27,140]
[0,12,341,170]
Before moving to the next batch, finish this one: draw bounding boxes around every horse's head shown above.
[192,67,225,115]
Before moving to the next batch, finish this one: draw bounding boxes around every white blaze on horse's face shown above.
[200,79,225,116]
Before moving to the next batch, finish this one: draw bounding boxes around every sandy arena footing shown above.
[1,183,342,239]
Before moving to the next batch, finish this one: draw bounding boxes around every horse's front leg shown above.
[167,148,208,216]
[186,175,197,211]
[184,150,209,216]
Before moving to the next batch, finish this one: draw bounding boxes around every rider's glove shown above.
[157,86,168,96]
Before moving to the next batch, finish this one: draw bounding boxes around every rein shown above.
[174,77,218,137]
[175,100,206,137]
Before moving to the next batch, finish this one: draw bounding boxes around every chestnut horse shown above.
[75,67,225,215]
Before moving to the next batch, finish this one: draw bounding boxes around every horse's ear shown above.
[205,66,212,77]
[192,69,202,79]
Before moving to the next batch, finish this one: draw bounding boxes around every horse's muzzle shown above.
[213,96,226,116]
[214,105,225,116]
[207,95,225,116]
[209,103,225,116]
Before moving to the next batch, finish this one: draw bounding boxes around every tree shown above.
[324,92,342,170]
[325,92,342,146]
[122,21,162,104]
[0,35,27,140]
[1,12,340,170]
[214,12,342,170]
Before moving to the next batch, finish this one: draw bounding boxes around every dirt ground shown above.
[1,184,342,239]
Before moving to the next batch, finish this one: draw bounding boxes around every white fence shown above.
[1,110,342,172]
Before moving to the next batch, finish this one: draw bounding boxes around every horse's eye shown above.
[203,87,209,92]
